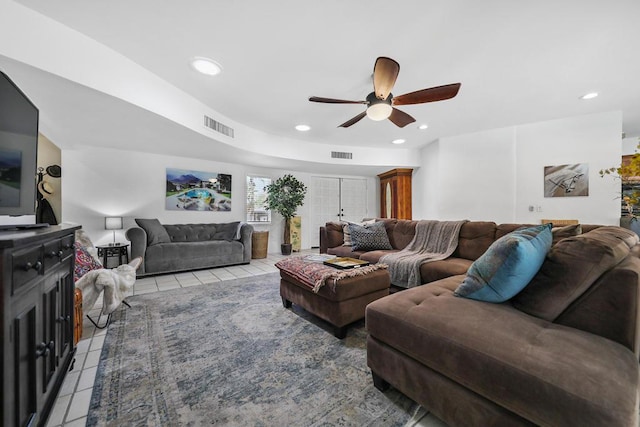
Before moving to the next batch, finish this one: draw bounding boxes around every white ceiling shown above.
[8,0,640,164]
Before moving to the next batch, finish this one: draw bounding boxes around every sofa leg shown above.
[371,371,391,392]
[281,297,292,308]
[334,325,347,339]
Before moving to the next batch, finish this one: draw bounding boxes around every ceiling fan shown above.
[309,57,461,128]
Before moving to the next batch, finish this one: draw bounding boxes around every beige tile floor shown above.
[47,250,445,427]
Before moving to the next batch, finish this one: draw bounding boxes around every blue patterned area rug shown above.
[87,273,424,426]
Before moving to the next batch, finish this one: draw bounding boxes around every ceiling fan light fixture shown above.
[190,57,222,76]
[295,124,311,131]
[366,103,392,121]
[418,124,429,130]
[365,92,393,121]
[309,57,461,128]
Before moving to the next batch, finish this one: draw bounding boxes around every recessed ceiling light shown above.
[190,57,222,76]
[295,124,311,132]
[580,92,598,100]
[418,124,429,130]
[391,139,406,145]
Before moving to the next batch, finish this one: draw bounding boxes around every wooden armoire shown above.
[377,168,413,220]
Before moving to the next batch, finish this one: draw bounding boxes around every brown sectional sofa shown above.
[366,226,640,426]
[322,220,640,425]
[320,219,599,286]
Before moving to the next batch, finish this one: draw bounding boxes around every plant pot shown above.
[281,243,292,255]
[620,216,640,236]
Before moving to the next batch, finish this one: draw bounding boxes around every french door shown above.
[309,177,368,247]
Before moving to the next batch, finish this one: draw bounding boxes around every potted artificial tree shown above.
[265,174,307,255]
[600,142,640,232]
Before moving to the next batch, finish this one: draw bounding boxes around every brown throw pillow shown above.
[551,224,582,246]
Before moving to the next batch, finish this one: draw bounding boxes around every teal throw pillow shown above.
[349,221,392,251]
[454,224,552,303]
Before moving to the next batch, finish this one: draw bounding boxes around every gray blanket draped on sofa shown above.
[381,220,468,288]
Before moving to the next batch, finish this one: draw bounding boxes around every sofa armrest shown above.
[320,223,346,253]
[126,227,147,274]
[320,226,329,254]
[240,223,254,263]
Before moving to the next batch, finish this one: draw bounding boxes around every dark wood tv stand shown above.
[1,224,80,427]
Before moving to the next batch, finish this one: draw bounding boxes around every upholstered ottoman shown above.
[276,257,390,338]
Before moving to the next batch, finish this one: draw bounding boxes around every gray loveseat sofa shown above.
[126,218,253,276]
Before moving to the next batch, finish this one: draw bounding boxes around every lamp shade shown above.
[105,216,123,230]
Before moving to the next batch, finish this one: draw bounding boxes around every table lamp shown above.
[105,216,123,246]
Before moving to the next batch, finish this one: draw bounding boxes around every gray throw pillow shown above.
[135,218,171,246]
[349,221,392,251]
[342,219,375,246]
[214,221,241,241]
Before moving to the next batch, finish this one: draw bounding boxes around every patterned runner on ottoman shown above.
[275,256,387,292]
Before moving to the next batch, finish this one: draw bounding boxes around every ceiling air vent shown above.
[204,115,234,138]
[331,151,353,160]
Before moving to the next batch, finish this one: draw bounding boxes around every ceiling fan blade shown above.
[309,96,367,104]
[373,57,400,100]
[339,111,367,128]
[388,108,416,128]
[392,83,461,106]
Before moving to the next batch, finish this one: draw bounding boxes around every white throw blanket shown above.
[76,257,142,314]
[380,220,468,288]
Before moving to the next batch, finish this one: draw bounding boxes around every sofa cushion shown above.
[454,224,552,303]
[215,221,241,241]
[327,245,366,258]
[385,219,417,250]
[420,257,473,284]
[495,223,532,240]
[135,218,171,246]
[349,221,393,251]
[587,225,639,248]
[551,224,582,245]
[453,221,497,261]
[511,228,631,321]
[359,249,400,264]
[366,278,640,427]
[553,255,640,352]
[164,222,240,242]
[144,240,245,273]
[324,222,346,248]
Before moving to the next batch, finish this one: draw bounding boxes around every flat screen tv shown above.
[0,71,39,223]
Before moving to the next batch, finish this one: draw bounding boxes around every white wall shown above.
[0,0,421,172]
[622,135,640,155]
[61,146,377,251]
[37,134,62,222]
[61,110,623,250]
[414,111,622,225]
[414,127,516,223]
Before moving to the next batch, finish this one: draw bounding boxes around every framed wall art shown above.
[165,168,232,211]
[543,163,589,197]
